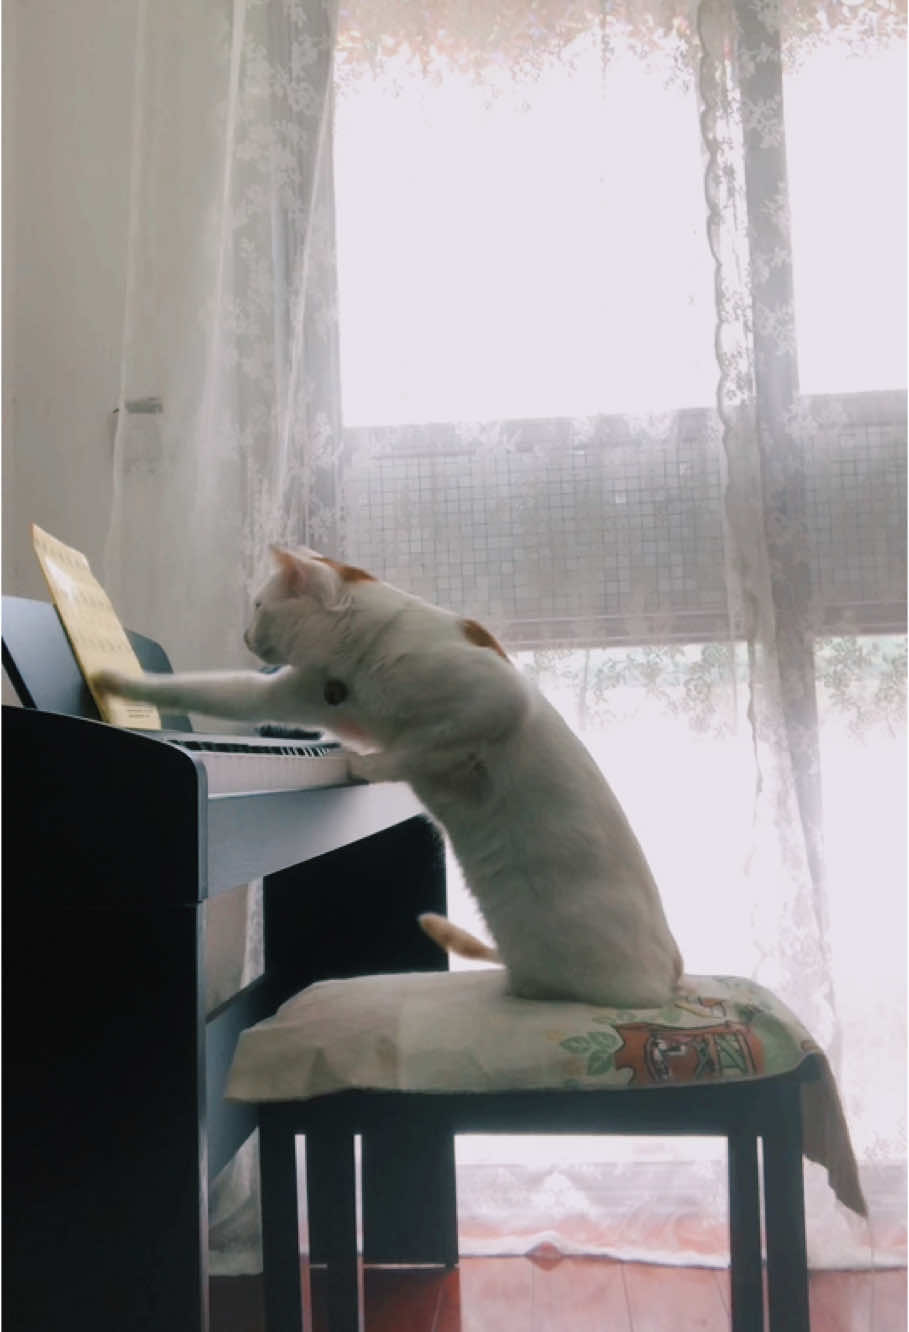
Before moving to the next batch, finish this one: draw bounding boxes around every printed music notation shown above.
[31,524,161,730]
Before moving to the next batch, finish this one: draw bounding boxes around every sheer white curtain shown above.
[105,0,906,1275]
[103,0,345,1275]
[105,0,343,668]
[332,0,906,1268]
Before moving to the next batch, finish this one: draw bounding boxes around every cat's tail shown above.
[418,912,501,964]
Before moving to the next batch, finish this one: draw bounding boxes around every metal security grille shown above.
[343,393,906,648]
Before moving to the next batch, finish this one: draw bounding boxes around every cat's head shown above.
[244,546,377,666]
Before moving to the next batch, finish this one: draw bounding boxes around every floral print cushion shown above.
[553,976,816,1088]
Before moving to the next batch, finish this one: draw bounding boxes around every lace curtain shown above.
[105,0,906,1273]
[104,0,343,668]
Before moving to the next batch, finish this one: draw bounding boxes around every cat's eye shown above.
[253,599,262,611]
[323,679,348,706]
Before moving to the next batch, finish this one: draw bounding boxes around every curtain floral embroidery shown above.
[105,0,905,1274]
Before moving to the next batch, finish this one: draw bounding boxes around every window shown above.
[328,0,906,1252]
[332,3,906,644]
[334,33,717,427]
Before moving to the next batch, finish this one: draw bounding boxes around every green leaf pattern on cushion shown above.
[559,1026,624,1075]
[551,976,820,1087]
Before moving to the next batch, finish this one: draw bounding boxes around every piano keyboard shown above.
[154,731,354,796]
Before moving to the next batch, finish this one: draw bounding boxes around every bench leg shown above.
[260,1109,304,1332]
[306,1127,362,1332]
[728,1129,764,1332]
[762,1083,810,1332]
[362,1118,458,1267]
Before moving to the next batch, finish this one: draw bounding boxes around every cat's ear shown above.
[269,546,344,605]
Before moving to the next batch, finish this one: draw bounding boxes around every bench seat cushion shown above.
[226,968,865,1216]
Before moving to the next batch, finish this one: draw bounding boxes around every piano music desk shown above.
[3,633,453,1332]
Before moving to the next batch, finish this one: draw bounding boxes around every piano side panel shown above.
[4,703,210,1329]
[3,706,204,908]
[3,900,208,1332]
[4,702,457,1317]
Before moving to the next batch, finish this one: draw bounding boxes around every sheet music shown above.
[32,524,161,730]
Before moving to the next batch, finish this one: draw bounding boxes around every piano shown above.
[2,596,456,1332]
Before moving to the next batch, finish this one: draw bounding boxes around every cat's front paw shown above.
[346,753,373,784]
[345,750,409,785]
[92,668,134,697]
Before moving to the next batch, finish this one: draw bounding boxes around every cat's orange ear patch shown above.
[269,546,370,599]
[314,556,377,584]
[270,545,311,593]
[460,618,510,661]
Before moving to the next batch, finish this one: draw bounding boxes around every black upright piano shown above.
[2,597,455,1332]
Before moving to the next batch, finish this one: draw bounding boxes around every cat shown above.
[94,546,683,1006]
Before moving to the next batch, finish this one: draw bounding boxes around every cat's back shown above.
[440,675,641,870]
[491,683,618,808]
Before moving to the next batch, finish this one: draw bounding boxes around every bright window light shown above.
[786,39,907,396]
[334,30,906,426]
[334,37,716,428]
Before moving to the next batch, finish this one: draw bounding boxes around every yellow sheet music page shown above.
[32,524,161,730]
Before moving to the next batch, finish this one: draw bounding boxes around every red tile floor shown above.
[211,1258,907,1331]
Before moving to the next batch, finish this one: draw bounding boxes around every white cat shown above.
[95,546,683,1006]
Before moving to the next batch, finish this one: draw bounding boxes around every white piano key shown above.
[149,731,355,796]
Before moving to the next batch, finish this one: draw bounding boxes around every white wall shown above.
[3,0,140,599]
